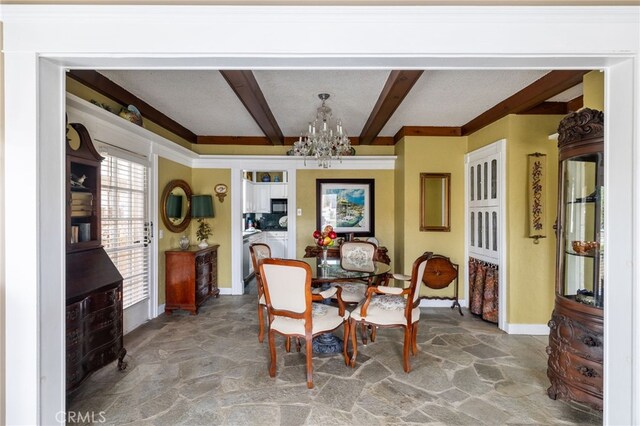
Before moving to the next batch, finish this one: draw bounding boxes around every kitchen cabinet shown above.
[270,183,288,198]
[243,180,289,214]
[242,179,254,213]
[244,231,266,279]
[264,231,287,258]
[253,184,271,213]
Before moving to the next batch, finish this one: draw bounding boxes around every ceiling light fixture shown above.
[293,93,352,168]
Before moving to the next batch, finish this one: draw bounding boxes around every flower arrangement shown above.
[313,225,337,248]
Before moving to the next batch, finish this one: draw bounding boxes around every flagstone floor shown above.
[68,295,603,425]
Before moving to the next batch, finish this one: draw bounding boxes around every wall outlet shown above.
[297,208,302,216]
[159,229,164,239]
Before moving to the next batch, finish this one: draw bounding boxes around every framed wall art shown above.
[316,179,375,237]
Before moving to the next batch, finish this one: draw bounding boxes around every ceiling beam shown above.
[67,70,197,144]
[518,102,569,115]
[359,70,424,145]
[461,70,588,136]
[394,126,462,142]
[567,95,584,112]
[219,70,284,145]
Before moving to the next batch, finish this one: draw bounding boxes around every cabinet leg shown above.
[451,300,463,316]
[117,347,128,371]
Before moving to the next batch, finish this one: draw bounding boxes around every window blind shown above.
[101,155,150,309]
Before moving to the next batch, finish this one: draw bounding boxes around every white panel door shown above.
[101,153,151,334]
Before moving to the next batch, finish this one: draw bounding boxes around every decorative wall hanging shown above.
[527,153,546,244]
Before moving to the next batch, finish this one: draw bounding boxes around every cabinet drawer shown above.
[562,328,602,362]
[66,326,83,348]
[85,287,119,313]
[85,323,121,352]
[196,263,211,279]
[196,285,210,303]
[85,339,122,372]
[66,301,84,326]
[195,253,210,268]
[562,351,603,394]
[85,306,121,333]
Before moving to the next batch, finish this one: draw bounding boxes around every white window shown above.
[101,155,150,311]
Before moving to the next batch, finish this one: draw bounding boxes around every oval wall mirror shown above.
[161,179,192,233]
[420,173,451,232]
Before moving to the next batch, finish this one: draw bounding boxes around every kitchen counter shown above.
[242,229,262,239]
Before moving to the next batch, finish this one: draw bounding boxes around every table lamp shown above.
[192,195,214,248]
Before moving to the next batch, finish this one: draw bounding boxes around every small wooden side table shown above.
[422,254,463,315]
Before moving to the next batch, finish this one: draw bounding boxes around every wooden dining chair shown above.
[249,243,271,343]
[259,258,350,389]
[348,251,433,373]
[329,241,378,304]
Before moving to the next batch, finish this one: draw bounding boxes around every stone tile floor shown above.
[69,295,603,425]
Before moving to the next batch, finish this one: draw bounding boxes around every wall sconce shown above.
[192,195,214,248]
[214,183,228,203]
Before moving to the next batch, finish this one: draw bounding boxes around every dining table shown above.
[298,257,391,354]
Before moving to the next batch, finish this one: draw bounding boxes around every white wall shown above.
[2,5,639,425]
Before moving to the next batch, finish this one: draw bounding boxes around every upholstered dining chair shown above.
[329,240,378,304]
[249,243,271,343]
[259,258,350,389]
[348,251,433,373]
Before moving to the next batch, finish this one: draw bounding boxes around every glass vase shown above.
[179,235,190,250]
[321,246,329,266]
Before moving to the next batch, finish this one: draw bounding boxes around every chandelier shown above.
[293,93,352,168]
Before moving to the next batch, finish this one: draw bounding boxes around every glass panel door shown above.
[561,153,604,307]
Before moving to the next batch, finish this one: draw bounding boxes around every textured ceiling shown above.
[99,69,582,139]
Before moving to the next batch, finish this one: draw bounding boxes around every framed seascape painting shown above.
[316,179,375,237]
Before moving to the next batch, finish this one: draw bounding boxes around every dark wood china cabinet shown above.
[66,122,126,397]
[546,108,604,410]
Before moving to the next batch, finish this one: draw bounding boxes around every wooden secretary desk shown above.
[66,122,127,396]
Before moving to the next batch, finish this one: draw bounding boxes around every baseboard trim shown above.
[504,323,550,335]
[419,299,468,308]
[218,287,233,295]
[157,304,165,317]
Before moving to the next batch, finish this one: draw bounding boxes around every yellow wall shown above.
[393,139,407,274]
[157,157,192,304]
[191,168,232,289]
[467,114,562,324]
[583,70,605,111]
[295,169,395,262]
[66,77,193,150]
[397,136,467,298]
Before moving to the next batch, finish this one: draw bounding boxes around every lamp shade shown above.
[191,195,214,218]
[166,194,183,218]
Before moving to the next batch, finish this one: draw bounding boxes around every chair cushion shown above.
[330,282,366,303]
[370,294,406,310]
[270,303,348,335]
[259,294,265,305]
[351,297,420,326]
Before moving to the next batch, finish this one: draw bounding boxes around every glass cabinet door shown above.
[560,152,604,308]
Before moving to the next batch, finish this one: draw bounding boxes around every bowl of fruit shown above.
[313,225,337,265]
